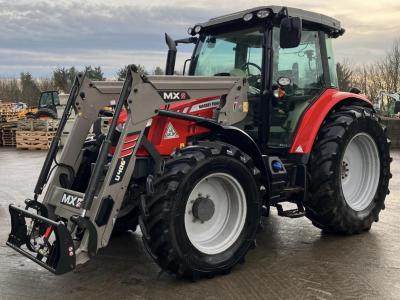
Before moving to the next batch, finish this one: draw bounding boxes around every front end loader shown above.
[7,66,251,274]
[7,6,391,280]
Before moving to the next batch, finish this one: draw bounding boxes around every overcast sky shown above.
[0,0,399,78]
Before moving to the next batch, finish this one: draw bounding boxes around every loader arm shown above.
[7,65,248,274]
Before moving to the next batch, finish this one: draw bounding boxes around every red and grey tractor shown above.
[7,6,391,280]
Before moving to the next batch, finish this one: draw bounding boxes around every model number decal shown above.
[60,193,83,209]
[159,91,190,102]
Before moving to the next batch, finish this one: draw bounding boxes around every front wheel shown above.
[305,104,391,234]
[140,144,262,279]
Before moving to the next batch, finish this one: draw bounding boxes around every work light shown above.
[256,9,270,19]
[194,25,202,34]
[243,13,253,22]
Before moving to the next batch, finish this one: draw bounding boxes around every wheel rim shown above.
[184,172,247,255]
[341,133,380,211]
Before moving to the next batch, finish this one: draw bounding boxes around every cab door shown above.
[268,28,328,149]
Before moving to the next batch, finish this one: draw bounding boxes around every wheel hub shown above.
[191,195,215,222]
[341,160,349,180]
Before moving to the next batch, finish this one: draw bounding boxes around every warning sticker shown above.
[295,145,304,153]
[243,101,249,112]
[164,122,179,139]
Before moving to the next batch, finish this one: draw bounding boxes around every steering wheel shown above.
[242,62,262,76]
[241,62,262,95]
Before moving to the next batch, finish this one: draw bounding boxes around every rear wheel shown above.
[305,104,391,234]
[140,144,262,279]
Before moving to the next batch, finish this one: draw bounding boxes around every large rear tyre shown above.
[305,104,391,234]
[140,144,262,279]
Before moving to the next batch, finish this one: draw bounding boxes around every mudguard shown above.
[290,88,372,155]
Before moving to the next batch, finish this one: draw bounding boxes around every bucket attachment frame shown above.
[7,204,76,275]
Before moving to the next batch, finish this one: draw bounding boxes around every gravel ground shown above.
[0,148,399,300]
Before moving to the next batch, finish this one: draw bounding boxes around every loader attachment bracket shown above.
[70,215,98,258]
[7,204,76,275]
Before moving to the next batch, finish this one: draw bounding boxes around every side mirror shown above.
[280,17,302,49]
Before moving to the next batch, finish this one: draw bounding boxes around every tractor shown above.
[20,91,72,120]
[7,6,391,280]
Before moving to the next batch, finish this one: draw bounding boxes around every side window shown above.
[53,92,60,106]
[269,28,325,148]
[325,35,338,88]
[273,30,324,92]
[39,93,51,107]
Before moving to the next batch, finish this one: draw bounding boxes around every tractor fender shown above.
[290,88,373,155]
[215,125,268,177]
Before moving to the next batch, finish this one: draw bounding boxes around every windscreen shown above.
[192,27,263,78]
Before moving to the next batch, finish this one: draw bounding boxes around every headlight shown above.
[243,13,253,22]
[187,27,193,35]
[194,25,202,34]
[256,9,270,19]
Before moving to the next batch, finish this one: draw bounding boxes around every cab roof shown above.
[194,6,343,36]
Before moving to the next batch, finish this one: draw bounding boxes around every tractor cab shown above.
[38,90,60,110]
[183,6,343,152]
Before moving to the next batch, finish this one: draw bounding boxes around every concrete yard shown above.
[0,148,399,299]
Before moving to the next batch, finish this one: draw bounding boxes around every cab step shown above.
[275,203,305,218]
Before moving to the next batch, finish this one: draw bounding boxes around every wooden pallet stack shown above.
[0,122,17,146]
[16,131,56,150]
[0,102,20,122]
[16,119,58,150]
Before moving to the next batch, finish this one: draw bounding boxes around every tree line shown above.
[0,65,164,107]
[336,40,400,108]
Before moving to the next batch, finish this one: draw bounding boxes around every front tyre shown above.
[140,144,262,279]
[306,104,391,234]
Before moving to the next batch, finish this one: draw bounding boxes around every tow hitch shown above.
[7,204,76,275]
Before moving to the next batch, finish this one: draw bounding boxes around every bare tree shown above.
[339,40,400,109]
[153,66,164,75]
[336,61,353,91]
[37,78,56,92]
[0,79,21,102]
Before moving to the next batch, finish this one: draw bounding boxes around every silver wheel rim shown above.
[341,133,380,211]
[184,172,247,255]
